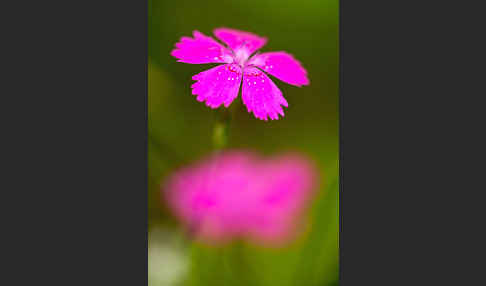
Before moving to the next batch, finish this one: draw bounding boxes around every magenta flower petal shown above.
[191,64,242,108]
[248,52,310,86]
[163,151,318,245]
[241,67,288,121]
[171,31,233,64]
[248,154,317,243]
[213,27,267,55]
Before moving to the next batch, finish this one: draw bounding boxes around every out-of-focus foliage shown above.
[149,0,338,285]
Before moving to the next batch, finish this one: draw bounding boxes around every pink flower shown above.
[163,150,317,245]
[171,28,310,121]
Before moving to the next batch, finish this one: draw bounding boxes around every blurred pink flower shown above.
[163,150,318,245]
[171,28,309,121]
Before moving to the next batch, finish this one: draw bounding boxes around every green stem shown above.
[213,108,232,150]
[223,241,259,286]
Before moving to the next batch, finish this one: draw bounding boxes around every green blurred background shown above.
[148,0,339,285]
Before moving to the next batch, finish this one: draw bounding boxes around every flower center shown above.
[233,46,251,67]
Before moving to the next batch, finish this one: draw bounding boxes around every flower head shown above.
[171,28,310,121]
[163,150,317,245]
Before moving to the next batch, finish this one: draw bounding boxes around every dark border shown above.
[339,0,476,284]
[6,0,149,284]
